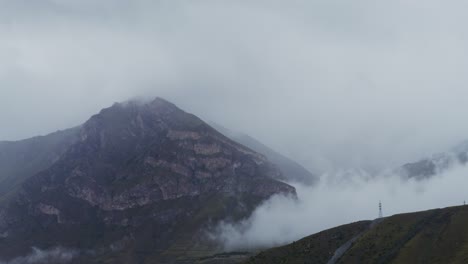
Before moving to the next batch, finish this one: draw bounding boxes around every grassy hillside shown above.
[245,221,371,264]
[339,206,468,264]
[246,205,468,264]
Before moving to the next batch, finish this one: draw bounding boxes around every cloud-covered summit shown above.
[2,0,468,172]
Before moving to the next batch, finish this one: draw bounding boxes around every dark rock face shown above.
[401,159,438,179]
[0,98,295,263]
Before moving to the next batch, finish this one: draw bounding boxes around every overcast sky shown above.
[2,0,468,172]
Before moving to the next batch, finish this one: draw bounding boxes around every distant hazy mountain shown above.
[399,141,468,179]
[211,123,318,185]
[0,127,80,199]
[0,98,295,263]
[247,205,468,264]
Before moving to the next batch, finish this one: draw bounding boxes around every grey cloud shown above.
[1,1,468,172]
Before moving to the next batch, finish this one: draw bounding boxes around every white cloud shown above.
[214,164,468,250]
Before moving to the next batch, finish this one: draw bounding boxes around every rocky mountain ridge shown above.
[0,98,295,263]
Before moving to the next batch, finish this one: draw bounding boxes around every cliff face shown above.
[0,98,295,263]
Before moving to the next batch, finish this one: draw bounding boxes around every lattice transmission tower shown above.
[379,201,383,218]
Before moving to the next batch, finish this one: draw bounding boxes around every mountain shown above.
[399,141,468,179]
[0,127,80,199]
[211,124,318,185]
[246,205,468,264]
[0,98,295,263]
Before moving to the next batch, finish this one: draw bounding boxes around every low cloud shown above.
[214,163,468,250]
[0,247,78,264]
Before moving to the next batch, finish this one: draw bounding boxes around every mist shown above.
[2,1,468,172]
[0,247,77,264]
[214,163,468,250]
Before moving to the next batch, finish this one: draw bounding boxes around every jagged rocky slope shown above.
[246,205,468,264]
[211,123,318,185]
[0,98,295,263]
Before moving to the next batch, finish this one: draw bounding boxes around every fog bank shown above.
[214,164,468,250]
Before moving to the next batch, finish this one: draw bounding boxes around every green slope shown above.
[246,205,468,264]
[340,206,468,264]
[245,221,371,264]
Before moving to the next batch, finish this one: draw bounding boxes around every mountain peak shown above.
[102,97,178,116]
[149,96,175,107]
